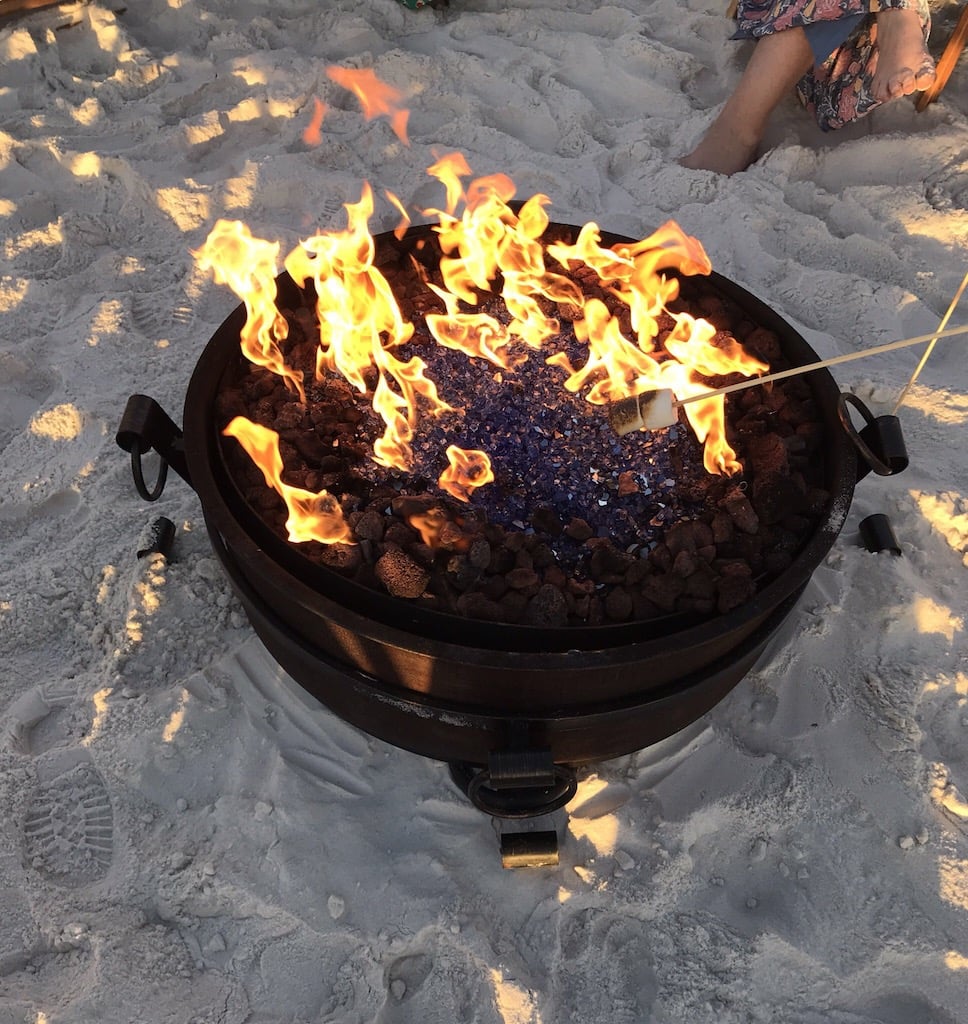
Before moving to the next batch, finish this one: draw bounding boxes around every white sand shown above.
[2,0,967,1020]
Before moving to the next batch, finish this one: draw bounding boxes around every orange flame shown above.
[302,96,327,146]
[222,416,353,544]
[284,182,453,472]
[325,66,409,144]
[545,219,767,474]
[192,221,304,401]
[197,138,773,550]
[439,446,495,502]
[407,505,451,547]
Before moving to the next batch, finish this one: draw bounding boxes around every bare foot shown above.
[871,7,936,102]
[679,120,760,175]
[678,26,813,174]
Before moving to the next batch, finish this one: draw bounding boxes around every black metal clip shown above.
[837,393,909,482]
[116,395,191,501]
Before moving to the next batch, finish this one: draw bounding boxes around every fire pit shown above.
[118,188,906,858]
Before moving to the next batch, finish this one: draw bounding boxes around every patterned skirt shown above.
[734,0,932,131]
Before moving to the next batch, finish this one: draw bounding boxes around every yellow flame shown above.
[303,96,327,146]
[285,182,452,472]
[193,152,773,547]
[439,446,495,502]
[223,416,354,544]
[193,220,304,400]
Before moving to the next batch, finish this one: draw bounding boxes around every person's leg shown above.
[679,27,814,175]
[869,6,935,101]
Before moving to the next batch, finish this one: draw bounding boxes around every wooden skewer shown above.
[609,322,968,434]
[674,321,968,409]
[892,270,968,415]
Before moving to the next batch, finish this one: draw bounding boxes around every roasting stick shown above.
[892,270,968,415]
[609,322,968,436]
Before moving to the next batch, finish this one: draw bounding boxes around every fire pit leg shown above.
[449,756,573,868]
[500,831,560,869]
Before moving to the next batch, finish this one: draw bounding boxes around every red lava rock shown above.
[723,488,760,534]
[318,544,362,576]
[617,471,639,496]
[672,550,697,578]
[717,572,757,614]
[456,592,505,622]
[467,537,491,569]
[666,519,715,557]
[588,541,632,582]
[375,548,430,599]
[745,433,789,476]
[752,473,808,525]
[605,587,634,622]
[564,518,594,542]
[354,509,386,542]
[506,567,541,591]
[525,584,569,627]
[641,574,684,612]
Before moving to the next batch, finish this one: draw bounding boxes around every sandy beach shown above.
[2,1,968,1021]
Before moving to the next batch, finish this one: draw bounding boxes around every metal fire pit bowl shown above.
[118,220,907,838]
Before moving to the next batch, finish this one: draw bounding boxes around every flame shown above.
[439,446,494,502]
[302,96,327,146]
[192,220,304,401]
[196,131,774,549]
[407,505,452,547]
[284,182,453,472]
[325,66,409,144]
[222,416,353,544]
[545,220,768,474]
[422,168,580,357]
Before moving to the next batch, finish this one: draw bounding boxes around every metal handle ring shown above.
[130,440,169,501]
[466,765,578,819]
[836,392,896,477]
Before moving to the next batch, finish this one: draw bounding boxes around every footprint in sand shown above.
[384,952,434,1005]
[22,747,114,887]
[130,286,196,343]
[376,936,502,1024]
[5,686,115,887]
[554,908,658,1024]
[3,682,80,757]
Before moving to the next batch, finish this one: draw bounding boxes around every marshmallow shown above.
[607,389,678,436]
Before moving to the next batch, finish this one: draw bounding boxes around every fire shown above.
[192,220,305,401]
[222,416,352,544]
[439,446,495,502]
[545,221,768,475]
[197,66,772,547]
[302,97,327,146]
[325,66,409,144]
[284,182,453,472]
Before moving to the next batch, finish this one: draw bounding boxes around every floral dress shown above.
[734,0,932,130]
